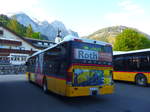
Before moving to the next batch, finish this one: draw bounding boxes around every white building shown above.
[0,24,55,65]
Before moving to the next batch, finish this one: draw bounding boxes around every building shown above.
[0,24,55,74]
[0,24,55,65]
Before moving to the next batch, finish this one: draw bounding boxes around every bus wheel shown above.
[28,73,31,82]
[135,74,147,86]
[43,78,48,93]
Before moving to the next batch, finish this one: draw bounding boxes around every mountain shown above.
[68,29,78,37]
[11,13,79,41]
[87,26,150,45]
[11,13,39,31]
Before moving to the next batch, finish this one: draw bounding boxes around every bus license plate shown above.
[90,88,98,91]
[90,88,99,95]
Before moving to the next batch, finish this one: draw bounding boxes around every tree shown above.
[26,24,33,37]
[32,32,43,40]
[7,19,20,33]
[1,15,44,40]
[113,28,150,51]
[7,18,27,36]
[0,14,10,26]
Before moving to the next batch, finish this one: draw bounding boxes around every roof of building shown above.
[24,37,56,49]
[0,24,55,50]
[24,37,55,43]
[113,48,150,55]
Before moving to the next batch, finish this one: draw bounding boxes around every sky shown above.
[0,0,150,36]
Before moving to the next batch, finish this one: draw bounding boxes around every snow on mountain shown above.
[11,13,79,41]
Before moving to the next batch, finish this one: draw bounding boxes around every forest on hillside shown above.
[0,14,43,40]
[113,28,150,51]
[88,26,150,51]
[1,14,150,51]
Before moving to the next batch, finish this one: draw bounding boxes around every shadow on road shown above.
[44,89,110,108]
[114,80,150,87]
[1,75,150,112]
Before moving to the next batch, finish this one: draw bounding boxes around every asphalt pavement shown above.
[0,75,150,112]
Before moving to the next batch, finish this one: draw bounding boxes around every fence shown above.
[0,65,26,75]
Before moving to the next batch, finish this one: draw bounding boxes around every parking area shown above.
[0,75,150,112]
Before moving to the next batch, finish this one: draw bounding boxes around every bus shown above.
[26,35,114,97]
[113,49,150,86]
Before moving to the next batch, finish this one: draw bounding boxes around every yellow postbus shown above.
[26,35,114,97]
[113,49,150,86]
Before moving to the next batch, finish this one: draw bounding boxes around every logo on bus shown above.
[74,48,112,62]
[74,49,99,60]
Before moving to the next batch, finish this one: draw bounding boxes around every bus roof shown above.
[30,35,112,58]
[63,35,111,46]
[113,48,150,56]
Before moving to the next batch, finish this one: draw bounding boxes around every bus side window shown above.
[114,56,123,71]
[59,62,67,74]
[140,55,149,71]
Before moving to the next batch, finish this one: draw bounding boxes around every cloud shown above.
[0,0,56,22]
[104,0,150,35]
[105,0,145,23]
[105,12,130,25]
[118,0,144,14]
[0,0,39,14]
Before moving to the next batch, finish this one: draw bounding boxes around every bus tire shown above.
[43,77,48,93]
[28,73,31,82]
[135,74,147,86]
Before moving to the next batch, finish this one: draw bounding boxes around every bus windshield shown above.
[71,41,112,65]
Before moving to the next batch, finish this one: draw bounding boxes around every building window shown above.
[0,30,3,35]
[20,47,25,50]
[49,44,53,46]
[44,42,48,46]
[38,42,42,45]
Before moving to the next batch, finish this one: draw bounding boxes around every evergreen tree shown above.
[26,24,33,37]
[7,19,21,34]
[0,14,44,40]
[32,32,43,40]
[0,14,10,26]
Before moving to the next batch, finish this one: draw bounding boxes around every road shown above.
[0,75,150,112]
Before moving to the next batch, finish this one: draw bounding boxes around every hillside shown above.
[0,13,79,41]
[87,26,150,45]
[0,14,44,40]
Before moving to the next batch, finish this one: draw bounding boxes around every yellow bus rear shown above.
[26,65,114,97]
[26,36,114,97]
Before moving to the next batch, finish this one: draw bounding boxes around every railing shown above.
[0,65,27,75]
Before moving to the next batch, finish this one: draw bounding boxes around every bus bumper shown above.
[66,85,114,97]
